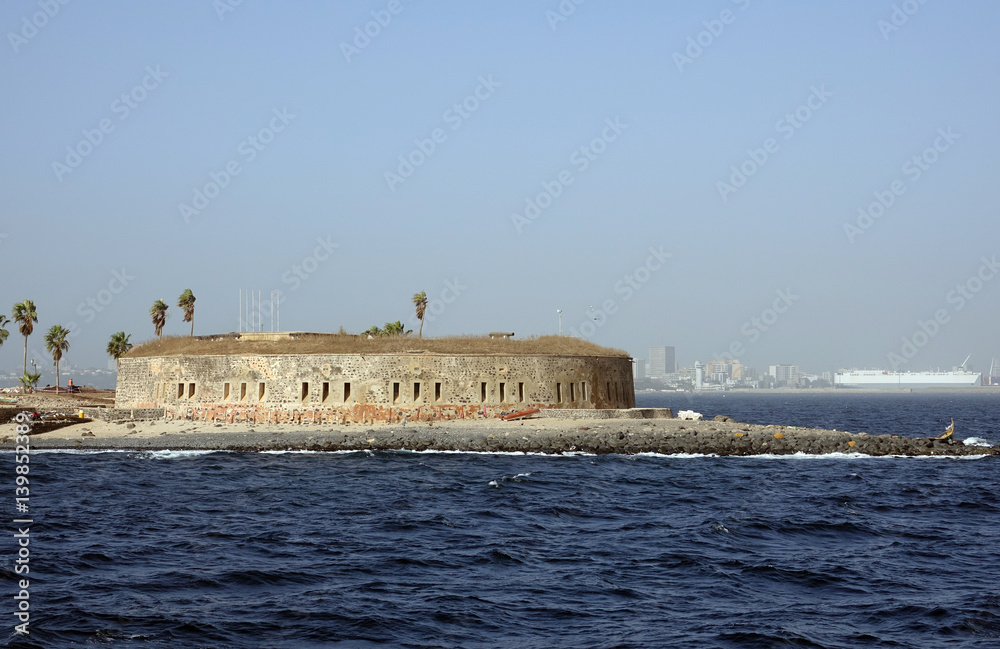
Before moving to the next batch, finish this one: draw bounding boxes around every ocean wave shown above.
[259,449,331,455]
[143,449,232,460]
[745,451,992,460]
[488,472,534,487]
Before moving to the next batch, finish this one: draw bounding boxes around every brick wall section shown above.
[116,352,635,422]
[80,407,166,422]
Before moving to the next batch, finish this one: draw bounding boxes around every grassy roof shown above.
[124,333,630,358]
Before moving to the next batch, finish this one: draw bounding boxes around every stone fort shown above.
[115,332,636,424]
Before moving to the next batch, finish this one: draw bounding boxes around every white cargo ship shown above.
[835,369,982,389]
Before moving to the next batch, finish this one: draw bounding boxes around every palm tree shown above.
[412,291,428,338]
[150,300,168,339]
[177,289,196,336]
[382,320,411,337]
[17,372,40,393]
[106,331,133,366]
[0,315,9,350]
[363,325,382,338]
[12,300,38,377]
[44,325,70,394]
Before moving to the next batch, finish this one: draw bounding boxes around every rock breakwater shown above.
[6,415,996,457]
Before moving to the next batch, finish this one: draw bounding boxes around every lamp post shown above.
[556,309,562,335]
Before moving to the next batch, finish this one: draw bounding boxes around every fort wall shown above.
[115,352,635,424]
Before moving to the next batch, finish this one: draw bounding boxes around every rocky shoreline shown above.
[4,415,996,457]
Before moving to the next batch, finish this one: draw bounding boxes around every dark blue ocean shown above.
[5,393,1000,648]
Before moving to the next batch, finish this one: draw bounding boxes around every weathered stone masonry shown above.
[115,353,635,424]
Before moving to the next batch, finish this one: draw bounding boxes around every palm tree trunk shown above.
[190,316,194,337]
[55,361,59,395]
[22,337,27,377]
[418,317,424,338]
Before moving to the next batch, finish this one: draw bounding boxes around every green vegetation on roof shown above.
[124,333,630,358]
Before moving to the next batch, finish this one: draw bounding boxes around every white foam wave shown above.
[395,449,557,457]
[634,450,993,461]
[8,445,990,460]
[260,450,326,455]
[0,448,229,458]
[741,451,990,461]
[487,471,534,487]
[635,452,719,459]
[3,448,136,455]
[143,450,228,459]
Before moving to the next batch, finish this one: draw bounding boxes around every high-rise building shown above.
[769,364,798,385]
[634,358,646,379]
[648,346,676,378]
[708,359,746,382]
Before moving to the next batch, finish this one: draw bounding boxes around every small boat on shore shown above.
[501,408,540,421]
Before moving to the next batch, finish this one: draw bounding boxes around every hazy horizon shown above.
[2,1,998,377]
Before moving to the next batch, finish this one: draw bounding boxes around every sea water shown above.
[5,393,999,648]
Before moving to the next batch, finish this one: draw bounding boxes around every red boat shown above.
[501,408,540,421]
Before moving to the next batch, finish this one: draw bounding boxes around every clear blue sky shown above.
[2,0,998,377]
